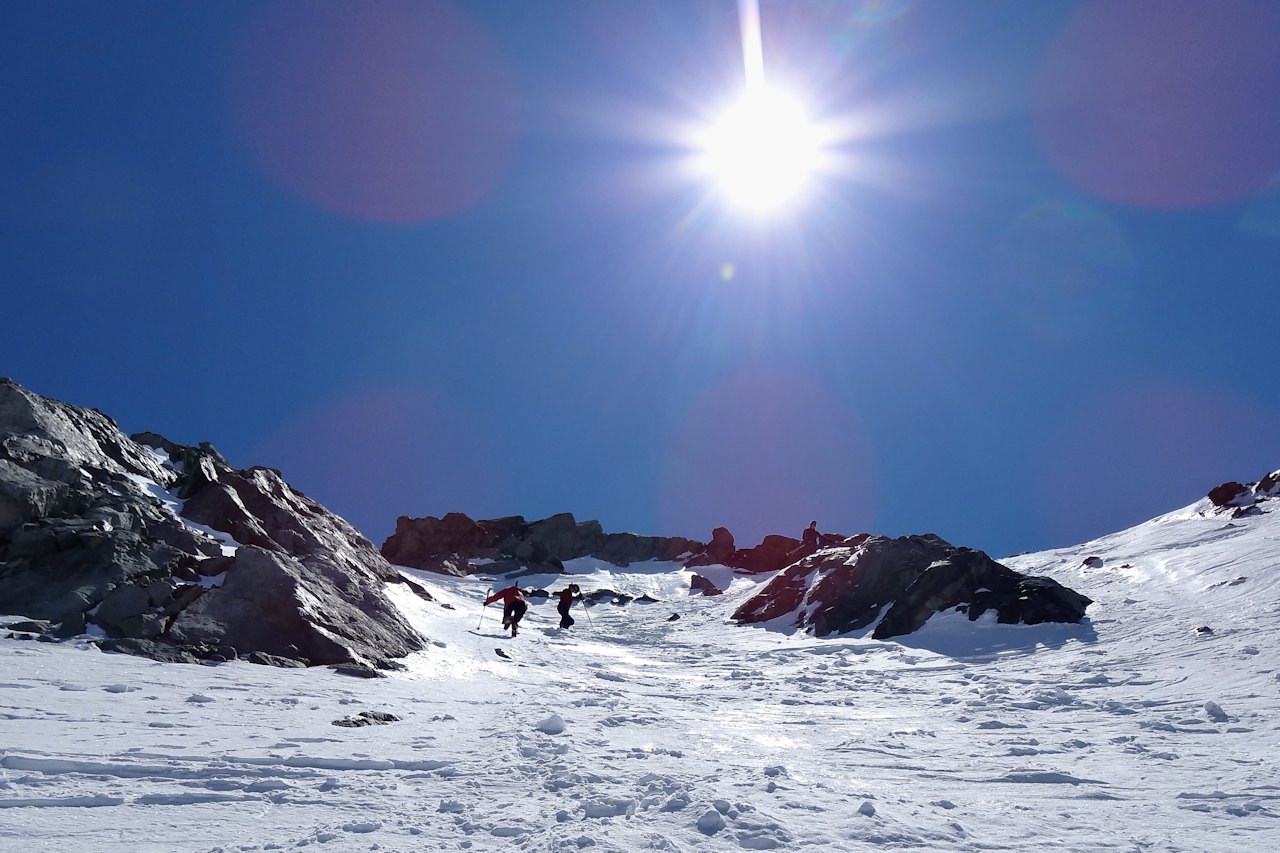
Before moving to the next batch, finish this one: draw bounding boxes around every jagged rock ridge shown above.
[0,379,428,669]
[382,511,703,575]
[383,516,819,578]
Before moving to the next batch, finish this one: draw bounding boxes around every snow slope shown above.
[2,500,1278,852]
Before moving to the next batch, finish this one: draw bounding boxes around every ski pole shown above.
[581,598,593,630]
[477,588,492,629]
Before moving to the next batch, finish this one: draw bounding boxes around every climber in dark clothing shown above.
[484,585,527,637]
[556,583,583,629]
[802,521,820,552]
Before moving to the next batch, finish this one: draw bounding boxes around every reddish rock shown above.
[684,527,736,569]
[381,512,496,570]
[732,534,803,574]
[1207,481,1252,508]
[731,563,818,624]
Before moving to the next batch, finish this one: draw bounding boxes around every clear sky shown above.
[4,0,1279,558]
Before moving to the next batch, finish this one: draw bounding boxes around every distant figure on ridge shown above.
[803,521,820,552]
[556,583,584,629]
[484,585,527,637]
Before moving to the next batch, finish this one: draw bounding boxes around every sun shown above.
[699,86,822,214]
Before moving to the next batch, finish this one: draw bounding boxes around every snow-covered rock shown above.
[733,533,1091,638]
[536,713,566,734]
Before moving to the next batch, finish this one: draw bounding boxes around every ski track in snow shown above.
[3,502,1280,851]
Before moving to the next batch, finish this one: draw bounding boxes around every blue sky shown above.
[4,0,1279,558]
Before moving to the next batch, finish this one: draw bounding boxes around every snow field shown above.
[2,503,1279,851]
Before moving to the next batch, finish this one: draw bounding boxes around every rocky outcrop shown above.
[684,528,812,574]
[694,527,736,566]
[382,511,701,573]
[689,574,722,596]
[1207,471,1280,515]
[733,533,1091,640]
[1,380,206,623]
[0,379,428,668]
[387,512,816,578]
[731,534,804,573]
[1208,481,1252,509]
[381,512,496,572]
[165,546,422,664]
[1203,470,1280,519]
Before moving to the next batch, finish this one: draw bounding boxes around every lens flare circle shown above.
[700,86,821,213]
[230,0,518,223]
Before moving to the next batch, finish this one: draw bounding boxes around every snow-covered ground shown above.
[3,500,1279,852]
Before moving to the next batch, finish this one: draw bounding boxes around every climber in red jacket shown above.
[556,583,583,629]
[484,585,527,637]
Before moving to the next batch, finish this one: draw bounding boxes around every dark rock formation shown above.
[585,588,632,605]
[333,710,400,727]
[690,574,722,596]
[331,663,385,678]
[873,552,1092,640]
[595,531,697,566]
[1205,470,1280,514]
[382,511,701,573]
[0,379,429,668]
[731,534,804,574]
[166,546,422,665]
[688,527,735,566]
[684,527,808,574]
[733,533,1091,640]
[1208,481,1252,508]
[387,513,816,579]
[247,651,308,668]
[381,512,494,573]
[99,638,204,664]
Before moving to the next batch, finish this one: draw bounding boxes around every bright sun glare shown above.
[700,86,821,213]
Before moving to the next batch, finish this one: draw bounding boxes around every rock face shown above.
[684,528,811,574]
[732,533,1091,640]
[689,574,722,596]
[0,379,427,667]
[382,511,701,573]
[386,512,824,578]
[1206,471,1280,516]
[1207,481,1252,509]
[730,534,804,573]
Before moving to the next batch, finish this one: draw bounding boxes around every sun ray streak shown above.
[737,0,764,90]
